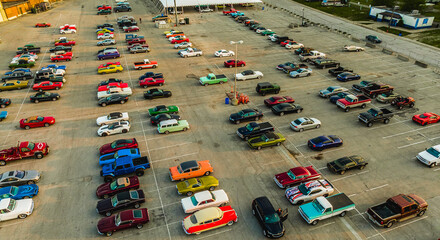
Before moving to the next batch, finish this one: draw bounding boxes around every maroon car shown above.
[273,166,321,188]
[96,190,145,216]
[97,208,149,236]
[96,176,140,199]
[264,96,295,107]
[224,59,246,68]
[99,138,138,155]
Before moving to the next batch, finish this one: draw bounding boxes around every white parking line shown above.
[149,142,192,151]
[317,166,328,170]
[341,218,363,240]
[365,184,388,192]
[148,201,181,211]
[434,168,440,171]
[152,152,199,163]
[332,170,369,182]
[382,124,440,139]
[368,119,411,130]
[366,216,428,239]
[397,136,440,149]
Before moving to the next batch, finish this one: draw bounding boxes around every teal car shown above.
[199,73,228,86]
[97,9,111,15]
[157,119,189,134]
[261,30,275,36]
[148,105,179,116]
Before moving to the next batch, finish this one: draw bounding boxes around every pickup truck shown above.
[180,48,203,58]
[34,73,65,84]
[236,122,274,140]
[133,59,158,70]
[361,83,394,98]
[328,66,353,77]
[366,194,428,228]
[199,73,228,86]
[100,155,150,182]
[97,87,133,99]
[336,94,371,112]
[125,34,144,41]
[299,193,355,225]
[16,45,41,54]
[0,141,49,165]
[299,51,326,62]
[99,148,140,166]
[127,38,146,45]
[358,108,394,127]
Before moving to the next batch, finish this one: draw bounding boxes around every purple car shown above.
[307,135,343,151]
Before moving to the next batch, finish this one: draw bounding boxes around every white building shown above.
[369,6,434,29]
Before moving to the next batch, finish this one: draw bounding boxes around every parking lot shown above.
[0,0,439,239]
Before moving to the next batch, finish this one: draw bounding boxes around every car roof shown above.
[180,160,198,171]
[241,109,256,113]
[160,119,178,125]
[264,132,278,139]
[194,207,222,222]
[257,82,272,87]
[194,191,213,202]
[291,166,309,176]
[254,196,276,215]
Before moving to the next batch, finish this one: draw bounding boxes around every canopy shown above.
[159,0,261,8]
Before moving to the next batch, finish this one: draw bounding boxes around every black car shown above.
[271,103,303,116]
[118,20,137,28]
[327,155,368,175]
[97,23,114,29]
[366,35,382,43]
[328,66,353,77]
[0,98,11,108]
[97,47,117,55]
[96,190,145,216]
[49,46,72,52]
[2,71,33,81]
[139,72,163,81]
[143,88,172,100]
[114,5,132,12]
[313,59,340,69]
[252,196,288,238]
[337,72,361,82]
[229,108,263,124]
[256,82,280,96]
[98,94,129,107]
[329,92,351,104]
[150,113,180,125]
[98,78,123,87]
[30,92,60,103]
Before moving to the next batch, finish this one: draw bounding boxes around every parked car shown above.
[343,45,365,52]
[0,198,34,222]
[96,190,145,216]
[329,92,351,104]
[376,92,400,103]
[214,49,234,57]
[30,92,60,103]
[143,88,171,99]
[96,112,129,126]
[256,82,280,96]
[35,23,51,27]
[174,42,192,49]
[412,112,440,126]
[264,96,294,107]
[0,80,29,91]
[229,108,263,124]
[96,176,140,199]
[290,117,321,132]
[19,116,55,130]
[0,98,11,108]
[285,179,334,205]
[308,135,343,151]
[150,113,180,126]
[157,119,189,134]
[130,46,150,54]
[97,208,149,236]
[182,206,237,235]
[123,26,140,32]
[274,166,321,189]
[337,72,361,82]
[327,155,368,175]
[358,108,394,127]
[271,103,303,116]
[139,78,164,88]
[235,70,263,81]
[169,160,213,182]
[181,190,229,213]
[252,196,288,238]
[97,39,116,46]
[98,65,124,74]
[416,144,440,168]
[99,138,138,155]
[32,81,63,92]
[148,105,179,116]
[352,80,372,92]
[176,176,218,196]
[391,96,415,109]
[0,170,41,187]
[329,66,353,77]
[0,184,39,200]
[366,35,382,43]
[248,132,286,150]
[319,86,349,98]
[290,68,312,78]
[224,59,246,68]
[97,121,130,137]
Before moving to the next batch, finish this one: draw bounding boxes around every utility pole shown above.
[174,0,178,26]
[230,40,243,105]
[388,5,397,32]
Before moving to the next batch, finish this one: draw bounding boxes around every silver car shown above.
[0,170,40,187]
[290,117,321,132]
[97,39,116,46]
[174,42,192,49]
[130,46,150,54]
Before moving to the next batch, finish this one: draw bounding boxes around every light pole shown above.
[302,8,305,26]
[388,6,397,32]
[230,40,243,105]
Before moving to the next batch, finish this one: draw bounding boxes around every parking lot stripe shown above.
[397,140,428,149]
[368,119,411,130]
[365,184,388,192]
[194,228,232,240]
[149,142,192,151]
[434,168,440,171]
[152,151,200,163]
[341,218,363,240]
[382,124,440,139]
[310,221,335,231]
[366,216,428,239]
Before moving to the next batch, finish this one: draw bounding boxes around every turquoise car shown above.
[261,30,276,36]
[157,119,189,134]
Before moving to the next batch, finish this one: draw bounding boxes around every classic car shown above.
[366,35,382,43]
[98,94,129,107]
[124,26,140,32]
[50,55,72,62]
[0,185,39,200]
[169,160,213,182]
[285,179,334,205]
[229,108,263,124]
[98,82,129,92]
[96,176,140,199]
[224,59,246,68]
[235,70,263,81]
[97,121,130,137]
[157,119,189,134]
[343,45,365,52]
[261,29,276,36]
[252,196,288,238]
[128,43,149,51]
[99,138,138,155]
[98,78,123,87]
[214,49,234,57]
[32,81,63,92]
[337,72,361,82]
[97,39,116,46]
[97,23,114,29]
[129,46,150,54]
[167,33,185,39]
[98,62,121,69]
[276,62,294,71]
[35,23,51,27]
[1,71,33,81]
[174,42,192,49]
[139,78,164,88]
[96,190,145,216]
[329,92,351,104]
[376,92,400,103]
[285,42,304,49]
[30,92,60,103]
[412,112,440,126]
[127,38,146,45]
[170,37,190,44]
[391,96,415,109]
[97,33,114,40]
[97,208,149,236]
[274,166,321,188]
[0,198,34,222]
[96,28,113,34]
[148,105,179,116]
[54,39,75,46]
[290,117,321,132]
[143,89,172,100]
[255,27,267,33]
[182,206,237,235]
[138,72,163,81]
[0,80,28,91]
[98,5,112,10]
[290,68,312,78]
[49,46,72,52]
[19,116,55,130]
[181,190,229,214]
[60,28,76,34]
[97,9,112,15]
[327,155,368,175]
[247,132,286,150]
[308,135,343,151]
[0,111,7,121]
[150,113,180,125]
[352,80,373,92]
[0,98,11,108]
[264,96,294,107]
[271,103,303,116]
[222,8,237,14]
[0,170,40,187]
[98,65,123,74]
[98,47,118,55]
[319,86,349,98]
[176,176,219,196]
[96,112,129,126]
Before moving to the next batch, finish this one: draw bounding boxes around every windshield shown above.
[7,199,16,211]
[419,114,428,119]
[177,165,182,174]
[110,141,118,148]
[298,184,310,195]
[427,147,440,158]
[110,181,118,190]
[115,213,122,226]
[287,170,296,180]
[294,119,302,125]
[10,186,19,196]
[190,196,198,206]
[326,87,335,92]
[264,213,280,223]
[111,196,118,207]
[368,109,378,116]
[312,200,325,213]
[190,215,198,224]
[246,124,253,131]
[261,135,269,141]
[238,111,244,116]
[27,142,35,150]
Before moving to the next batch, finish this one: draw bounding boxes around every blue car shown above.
[0,185,39,200]
[4,68,31,75]
[329,92,351,104]
[337,72,361,82]
[138,72,163,81]
[308,135,343,151]
[96,27,114,32]
[42,64,67,71]
[231,12,244,17]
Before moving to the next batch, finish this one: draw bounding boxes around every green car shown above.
[199,73,228,86]
[261,30,275,36]
[176,176,219,196]
[148,105,179,116]
[97,9,111,15]
[9,59,35,69]
[158,119,189,134]
[248,132,286,150]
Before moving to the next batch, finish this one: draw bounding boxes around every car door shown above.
[308,189,323,201]
[3,178,19,187]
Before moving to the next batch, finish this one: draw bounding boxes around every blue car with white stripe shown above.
[0,184,39,200]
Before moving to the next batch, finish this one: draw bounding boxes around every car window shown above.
[403,206,411,213]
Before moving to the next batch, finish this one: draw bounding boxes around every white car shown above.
[416,144,440,168]
[174,42,192,49]
[97,121,130,137]
[40,68,65,76]
[0,198,34,222]
[286,42,304,49]
[181,190,229,213]
[235,70,263,81]
[12,54,38,62]
[96,112,129,126]
[285,179,334,205]
[180,48,203,58]
[97,39,116,46]
[198,7,213,12]
[268,34,278,41]
[290,117,321,132]
[255,28,267,33]
[214,49,234,57]
[97,33,114,40]
[97,87,132,99]
[60,28,77,34]
[290,68,312,78]
[168,35,186,42]
[343,45,365,52]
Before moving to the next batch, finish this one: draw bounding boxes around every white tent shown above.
[159,0,261,8]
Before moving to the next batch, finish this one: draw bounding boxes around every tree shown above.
[400,0,425,12]
[371,0,395,8]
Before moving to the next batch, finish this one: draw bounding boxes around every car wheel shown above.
[52,97,58,101]
[429,163,436,168]
[344,108,350,112]
[410,103,415,108]
[23,196,30,199]
[417,210,426,217]
[316,124,321,129]
[229,65,232,68]
[255,117,259,121]
[204,83,208,86]
[257,146,262,150]
[235,120,240,124]
[385,221,394,228]
[209,186,215,191]
[227,221,234,226]
[135,169,144,176]
[105,211,112,217]
[297,109,302,113]
[340,211,347,217]
[298,128,304,132]
[340,170,345,175]
[279,112,284,116]
[258,76,262,79]
[25,126,30,130]
[44,123,50,127]
[152,65,157,68]
[0,104,5,108]
[276,142,281,146]
[0,160,5,166]
[120,100,125,104]
[164,130,169,135]
[204,171,211,176]
[399,105,403,110]
[106,232,113,237]
[18,214,27,219]
[297,200,304,205]
[359,165,365,170]
[137,224,143,229]
[361,104,366,109]
[312,220,319,225]
[101,103,107,107]
[367,122,373,127]
[101,132,108,137]
[27,180,35,185]
[183,127,187,132]
[384,119,390,124]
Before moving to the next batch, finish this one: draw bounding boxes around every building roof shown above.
[2,0,28,9]
[378,12,402,19]
[159,0,261,8]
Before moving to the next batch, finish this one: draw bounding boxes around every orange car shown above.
[169,160,213,181]
[166,33,185,38]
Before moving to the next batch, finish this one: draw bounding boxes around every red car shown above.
[19,116,56,130]
[128,43,149,50]
[98,62,121,69]
[35,23,51,27]
[99,138,139,155]
[170,37,189,44]
[127,38,146,45]
[281,40,296,47]
[273,166,321,188]
[222,8,237,15]
[32,81,63,92]
[51,55,72,62]
[412,112,440,126]
[96,176,140,198]
[98,5,112,10]
[224,59,246,68]
[182,206,238,235]
[124,26,140,32]
[264,96,295,107]
[98,82,129,92]
[54,40,75,46]
[139,78,164,88]
[97,208,149,237]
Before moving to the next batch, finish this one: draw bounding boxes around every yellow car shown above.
[0,80,29,91]
[97,29,113,35]
[163,30,183,35]
[98,65,123,74]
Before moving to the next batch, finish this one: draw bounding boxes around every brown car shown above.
[96,189,145,216]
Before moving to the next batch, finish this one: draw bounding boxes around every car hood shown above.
[275,172,291,185]
[285,187,303,202]
[299,203,321,220]
[212,190,229,202]
[181,197,195,213]
[96,198,113,213]
[17,184,39,197]
[97,215,116,232]
[33,142,47,151]
[14,199,34,214]
[99,143,112,155]
[265,221,284,236]
[418,150,438,162]
[229,113,240,120]
[96,183,111,197]
[96,116,109,125]
[24,170,40,182]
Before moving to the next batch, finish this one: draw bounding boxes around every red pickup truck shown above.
[139,78,164,88]
[127,38,146,45]
[0,141,49,165]
[336,94,371,112]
